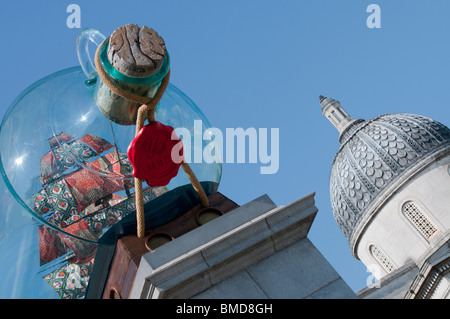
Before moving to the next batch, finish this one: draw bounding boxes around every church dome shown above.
[321,96,450,246]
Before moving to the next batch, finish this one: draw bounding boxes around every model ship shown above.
[33,132,167,298]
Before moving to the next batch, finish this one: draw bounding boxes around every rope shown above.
[181,162,209,206]
[95,44,209,238]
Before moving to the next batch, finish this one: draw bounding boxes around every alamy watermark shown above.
[171,120,280,175]
[66,4,81,29]
[367,4,381,29]
[63,2,381,171]
[67,4,381,30]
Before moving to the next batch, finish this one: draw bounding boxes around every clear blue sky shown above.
[1,0,450,293]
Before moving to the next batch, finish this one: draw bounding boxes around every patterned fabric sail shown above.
[34,132,168,267]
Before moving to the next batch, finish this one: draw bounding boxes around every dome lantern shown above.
[319,95,364,143]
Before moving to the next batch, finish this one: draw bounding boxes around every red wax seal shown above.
[127,121,184,187]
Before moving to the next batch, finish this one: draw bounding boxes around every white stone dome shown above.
[321,96,450,249]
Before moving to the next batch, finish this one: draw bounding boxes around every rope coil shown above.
[94,44,209,238]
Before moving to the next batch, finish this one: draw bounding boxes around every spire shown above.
[319,95,363,142]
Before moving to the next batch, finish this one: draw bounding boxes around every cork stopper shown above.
[107,24,166,78]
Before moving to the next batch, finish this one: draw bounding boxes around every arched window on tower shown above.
[369,244,395,275]
[401,201,439,242]
[328,115,338,126]
[331,110,342,122]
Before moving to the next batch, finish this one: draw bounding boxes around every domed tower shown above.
[321,95,450,298]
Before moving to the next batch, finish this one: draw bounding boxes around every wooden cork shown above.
[107,24,166,77]
[95,24,168,125]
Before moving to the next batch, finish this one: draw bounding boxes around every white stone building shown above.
[321,95,450,299]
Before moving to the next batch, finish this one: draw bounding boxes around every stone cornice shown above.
[129,192,318,299]
[405,238,450,299]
